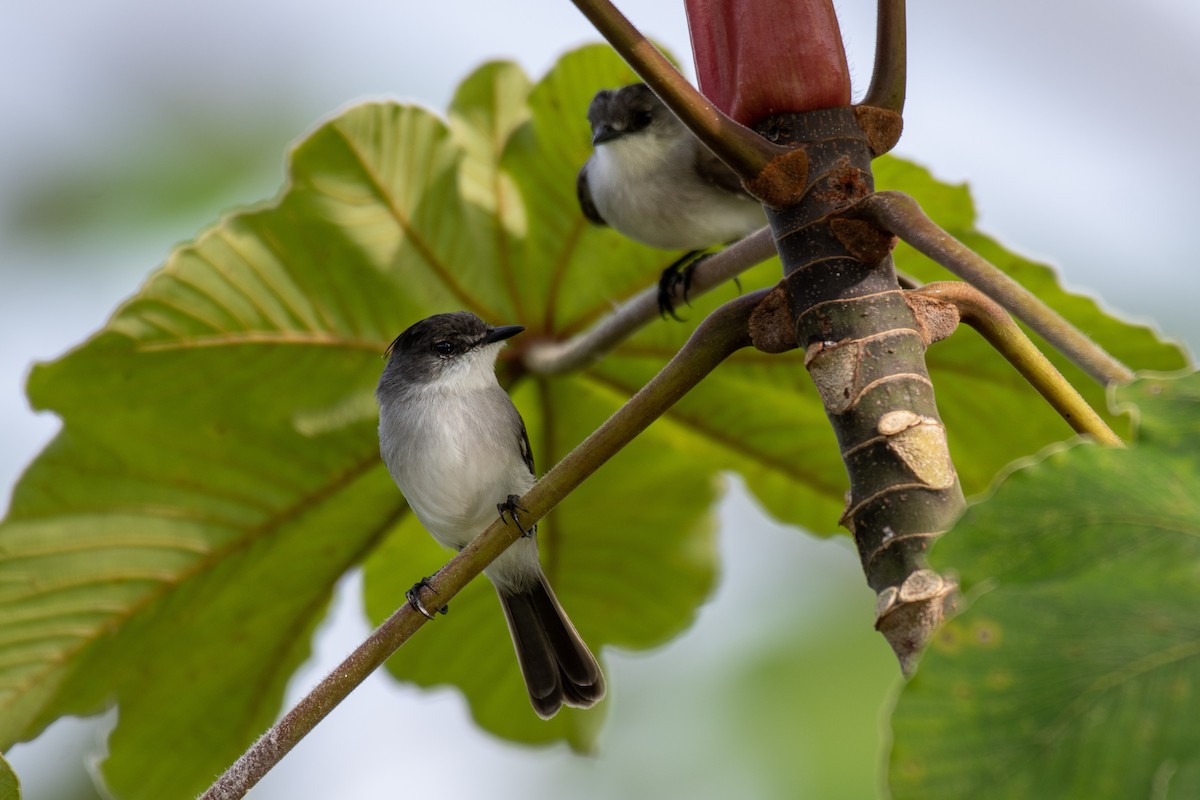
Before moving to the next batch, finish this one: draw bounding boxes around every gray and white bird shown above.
[376,311,604,719]
[576,83,766,315]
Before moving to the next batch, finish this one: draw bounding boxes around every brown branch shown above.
[845,191,1136,386]
[524,227,776,375]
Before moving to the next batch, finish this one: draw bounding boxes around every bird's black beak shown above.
[483,325,525,345]
[591,124,621,146]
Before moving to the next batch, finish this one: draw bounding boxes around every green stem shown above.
[916,282,1123,446]
[853,191,1135,386]
[861,0,906,112]
[567,0,783,178]
[197,290,763,800]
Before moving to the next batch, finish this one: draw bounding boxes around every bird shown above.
[576,82,766,317]
[376,311,605,718]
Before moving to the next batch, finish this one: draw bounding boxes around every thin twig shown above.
[567,0,783,178]
[861,0,906,112]
[916,282,1123,446]
[524,227,776,375]
[198,289,765,800]
[849,191,1135,386]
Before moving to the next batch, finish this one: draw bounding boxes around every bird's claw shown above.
[406,577,448,620]
[498,494,535,537]
[657,250,716,320]
[656,266,688,321]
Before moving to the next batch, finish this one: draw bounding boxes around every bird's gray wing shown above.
[517,416,536,477]
[576,162,608,226]
[693,145,750,196]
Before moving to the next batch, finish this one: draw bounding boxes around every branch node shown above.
[828,216,896,265]
[853,105,903,156]
[748,284,798,353]
[874,570,958,675]
[743,148,810,208]
[902,291,961,345]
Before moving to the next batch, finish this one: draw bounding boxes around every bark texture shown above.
[755,107,962,668]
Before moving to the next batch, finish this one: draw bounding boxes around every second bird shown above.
[576,83,766,313]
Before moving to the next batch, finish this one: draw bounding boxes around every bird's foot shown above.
[656,250,703,320]
[680,252,725,300]
[498,494,535,537]
[406,576,448,620]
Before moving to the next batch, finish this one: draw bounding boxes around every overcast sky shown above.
[2,2,1197,797]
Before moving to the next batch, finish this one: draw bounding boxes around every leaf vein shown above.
[329,123,497,321]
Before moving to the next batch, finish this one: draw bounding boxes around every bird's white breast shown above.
[379,381,541,590]
[588,135,764,250]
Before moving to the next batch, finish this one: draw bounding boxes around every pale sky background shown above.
[1,1,1198,798]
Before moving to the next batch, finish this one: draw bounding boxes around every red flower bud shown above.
[685,0,851,125]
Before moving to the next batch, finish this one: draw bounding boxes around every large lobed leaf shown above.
[0,753,17,800]
[889,371,1200,798]
[0,43,1186,798]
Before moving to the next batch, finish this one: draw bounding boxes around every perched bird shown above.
[376,311,605,718]
[576,82,766,316]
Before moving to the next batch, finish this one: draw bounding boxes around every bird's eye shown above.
[433,340,454,356]
[631,109,654,130]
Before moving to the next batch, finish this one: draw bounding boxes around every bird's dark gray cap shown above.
[379,311,523,389]
[586,83,672,144]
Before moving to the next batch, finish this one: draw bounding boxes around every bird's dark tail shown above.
[497,576,605,719]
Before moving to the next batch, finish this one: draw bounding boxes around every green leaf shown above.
[888,371,1200,799]
[0,40,1188,799]
[0,103,460,798]
[0,752,19,800]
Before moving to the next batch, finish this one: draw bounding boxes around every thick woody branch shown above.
[198,290,764,800]
[911,282,1123,447]
[524,227,776,375]
[752,105,960,672]
[843,191,1135,387]
[567,0,784,179]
